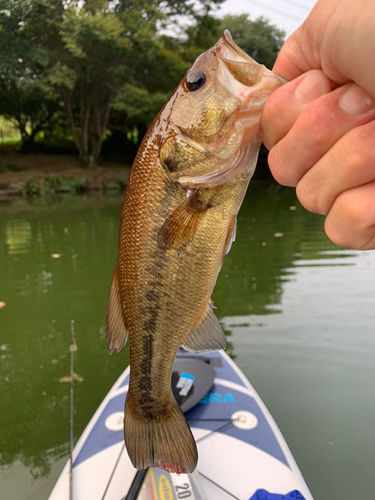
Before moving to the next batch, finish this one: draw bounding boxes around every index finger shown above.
[260,70,331,150]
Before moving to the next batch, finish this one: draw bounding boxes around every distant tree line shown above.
[0,0,284,167]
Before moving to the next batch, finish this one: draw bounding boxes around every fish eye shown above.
[186,70,206,92]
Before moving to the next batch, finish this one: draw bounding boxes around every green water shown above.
[0,182,374,499]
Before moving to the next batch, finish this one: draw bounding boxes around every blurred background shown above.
[2,1,375,500]
[0,0,314,174]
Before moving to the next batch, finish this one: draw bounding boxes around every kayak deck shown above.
[49,350,314,500]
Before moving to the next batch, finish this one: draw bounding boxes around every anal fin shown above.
[182,300,227,353]
[106,268,129,355]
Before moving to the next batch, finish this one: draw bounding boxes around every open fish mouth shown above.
[215,30,286,112]
[176,31,285,188]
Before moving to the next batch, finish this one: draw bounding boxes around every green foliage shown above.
[181,13,285,69]
[40,0,221,166]
[25,175,84,196]
[0,0,63,152]
[0,0,284,165]
[47,65,76,91]
[219,14,285,69]
[182,13,223,61]
[113,84,169,124]
[0,117,20,143]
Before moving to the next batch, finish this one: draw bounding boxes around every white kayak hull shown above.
[49,350,314,500]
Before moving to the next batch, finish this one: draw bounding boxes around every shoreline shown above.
[0,151,272,199]
[0,152,131,198]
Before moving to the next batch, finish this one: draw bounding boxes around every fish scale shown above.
[106,30,284,473]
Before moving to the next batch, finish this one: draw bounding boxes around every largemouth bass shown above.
[107,30,284,474]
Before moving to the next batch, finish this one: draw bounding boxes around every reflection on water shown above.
[6,220,32,255]
[0,184,374,500]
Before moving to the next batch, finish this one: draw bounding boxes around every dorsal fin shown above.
[158,190,210,250]
[182,300,227,353]
[106,268,129,356]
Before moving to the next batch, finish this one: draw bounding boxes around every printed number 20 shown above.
[176,483,192,498]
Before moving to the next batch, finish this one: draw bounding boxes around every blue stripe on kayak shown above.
[74,394,125,467]
[186,382,289,467]
[119,373,130,388]
[74,382,288,468]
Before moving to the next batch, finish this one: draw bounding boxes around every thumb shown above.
[271,0,339,80]
[272,0,375,97]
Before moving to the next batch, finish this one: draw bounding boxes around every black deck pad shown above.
[172,357,216,413]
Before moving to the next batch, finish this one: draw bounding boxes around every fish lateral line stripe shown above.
[110,30,285,474]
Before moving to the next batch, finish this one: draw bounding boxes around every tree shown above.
[30,0,223,167]
[109,33,192,155]
[0,2,283,166]
[0,1,61,152]
[218,14,285,69]
[182,13,285,70]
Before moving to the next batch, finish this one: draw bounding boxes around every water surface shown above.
[0,182,374,499]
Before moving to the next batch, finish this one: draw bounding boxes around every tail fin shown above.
[124,399,198,474]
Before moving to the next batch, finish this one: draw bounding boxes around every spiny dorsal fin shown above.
[106,268,129,356]
[182,300,227,353]
[158,190,209,250]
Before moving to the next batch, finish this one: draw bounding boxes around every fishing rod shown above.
[69,320,77,500]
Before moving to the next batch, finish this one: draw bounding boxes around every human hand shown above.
[260,0,375,250]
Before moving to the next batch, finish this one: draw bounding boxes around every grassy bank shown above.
[0,148,130,198]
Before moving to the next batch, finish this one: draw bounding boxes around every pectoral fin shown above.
[182,301,227,353]
[158,190,209,250]
[224,215,237,257]
[106,268,129,355]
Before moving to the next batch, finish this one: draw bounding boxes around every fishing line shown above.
[193,416,250,499]
[187,418,236,421]
[69,320,77,500]
[198,472,241,500]
[278,0,311,11]
[238,0,305,22]
[195,418,239,443]
[102,443,126,500]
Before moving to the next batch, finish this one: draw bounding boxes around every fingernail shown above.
[340,84,374,115]
[295,71,326,104]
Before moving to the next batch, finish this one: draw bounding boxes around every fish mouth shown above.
[217,30,254,61]
[215,30,264,88]
[214,30,286,111]
[176,31,285,188]
[216,30,287,86]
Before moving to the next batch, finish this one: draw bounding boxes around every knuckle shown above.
[324,217,351,248]
[336,189,365,226]
[296,177,320,213]
[343,123,375,168]
[268,146,296,186]
[325,186,375,249]
[261,92,287,149]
